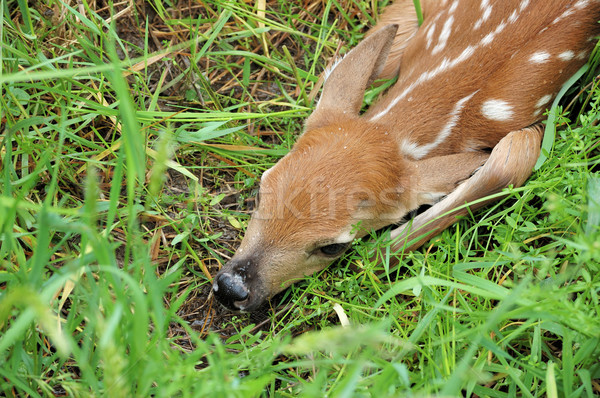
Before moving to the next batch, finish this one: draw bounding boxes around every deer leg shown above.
[386,124,544,256]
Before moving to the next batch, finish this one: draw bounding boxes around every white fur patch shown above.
[553,8,574,24]
[333,229,356,244]
[553,1,589,26]
[368,2,524,121]
[532,94,553,119]
[558,50,575,61]
[535,94,553,108]
[401,92,477,159]
[456,45,476,63]
[474,5,492,30]
[530,51,551,63]
[426,22,437,49]
[449,0,459,14]
[577,50,589,60]
[494,21,507,35]
[481,32,495,46]
[432,15,455,54]
[481,99,514,121]
[519,0,530,11]
[400,140,430,160]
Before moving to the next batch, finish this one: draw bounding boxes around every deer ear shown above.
[306,24,398,130]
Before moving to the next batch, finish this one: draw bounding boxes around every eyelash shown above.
[317,243,350,257]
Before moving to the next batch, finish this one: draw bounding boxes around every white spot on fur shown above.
[432,15,454,54]
[553,8,574,24]
[553,1,588,26]
[426,22,437,49]
[333,229,356,244]
[371,48,475,120]
[474,5,492,30]
[482,5,492,21]
[577,50,589,60]
[519,0,530,11]
[403,92,477,159]
[456,45,476,63]
[536,94,553,108]
[449,0,459,14]
[400,140,430,160]
[530,51,551,63]
[508,9,519,23]
[558,50,575,61]
[481,99,514,121]
[481,32,495,46]
[494,22,507,37]
[532,94,553,119]
[369,3,524,121]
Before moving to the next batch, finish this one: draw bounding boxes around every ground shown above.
[1,0,599,396]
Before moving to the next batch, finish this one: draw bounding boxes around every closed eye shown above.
[317,242,351,257]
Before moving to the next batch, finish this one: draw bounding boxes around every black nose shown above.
[213,273,249,309]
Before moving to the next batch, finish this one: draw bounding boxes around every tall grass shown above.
[1,0,599,396]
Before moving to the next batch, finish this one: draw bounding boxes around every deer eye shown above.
[318,243,350,257]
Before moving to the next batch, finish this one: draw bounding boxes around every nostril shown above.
[213,273,249,304]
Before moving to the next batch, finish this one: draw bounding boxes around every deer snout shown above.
[213,272,249,309]
[212,257,267,312]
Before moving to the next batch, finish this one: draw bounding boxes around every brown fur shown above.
[213,0,600,312]
[369,0,600,156]
[385,124,544,254]
[258,118,406,243]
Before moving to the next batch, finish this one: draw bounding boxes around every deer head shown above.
[212,0,600,311]
[212,25,488,311]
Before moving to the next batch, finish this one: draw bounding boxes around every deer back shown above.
[367,0,600,159]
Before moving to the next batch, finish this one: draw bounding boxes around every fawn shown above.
[212,0,600,311]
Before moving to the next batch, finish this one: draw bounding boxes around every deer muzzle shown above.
[212,256,268,312]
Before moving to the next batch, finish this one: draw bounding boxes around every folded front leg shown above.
[386,124,544,256]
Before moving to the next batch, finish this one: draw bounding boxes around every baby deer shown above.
[212,0,600,311]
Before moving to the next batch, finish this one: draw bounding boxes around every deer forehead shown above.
[253,131,409,244]
[264,122,404,185]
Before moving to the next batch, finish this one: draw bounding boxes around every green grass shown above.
[1,0,600,396]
